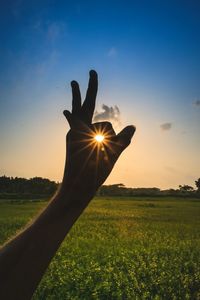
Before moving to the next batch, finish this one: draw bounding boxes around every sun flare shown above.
[94,134,105,143]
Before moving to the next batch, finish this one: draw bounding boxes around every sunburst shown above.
[94,134,104,143]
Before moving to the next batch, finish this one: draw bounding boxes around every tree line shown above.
[0,176,199,199]
[97,181,200,197]
[0,176,58,199]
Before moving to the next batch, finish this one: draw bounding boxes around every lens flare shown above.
[94,134,104,143]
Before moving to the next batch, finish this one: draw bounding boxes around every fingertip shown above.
[127,125,136,137]
[117,125,136,149]
[124,126,136,143]
[71,80,78,87]
[63,110,70,118]
[89,70,97,77]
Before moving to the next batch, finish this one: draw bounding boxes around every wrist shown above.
[60,174,97,198]
[53,180,95,210]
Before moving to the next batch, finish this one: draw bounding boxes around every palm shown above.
[63,70,135,195]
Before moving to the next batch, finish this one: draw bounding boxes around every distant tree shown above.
[0,175,58,197]
[161,189,179,196]
[98,183,126,196]
[179,185,194,192]
[195,178,200,191]
[98,185,161,197]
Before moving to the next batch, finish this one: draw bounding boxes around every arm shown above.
[0,190,93,300]
[0,70,136,300]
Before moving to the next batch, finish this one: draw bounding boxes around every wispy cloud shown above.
[32,20,67,43]
[107,47,118,57]
[160,122,172,131]
[165,166,177,173]
[47,22,65,42]
[193,99,200,107]
[94,104,121,125]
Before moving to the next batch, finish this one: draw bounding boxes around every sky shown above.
[0,0,200,189]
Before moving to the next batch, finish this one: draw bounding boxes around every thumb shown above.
[116,125,136,150]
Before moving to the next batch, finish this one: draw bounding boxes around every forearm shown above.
[0,185,94,300]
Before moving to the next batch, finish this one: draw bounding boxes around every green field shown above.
[0,197,200,299]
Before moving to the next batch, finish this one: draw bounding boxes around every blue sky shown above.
[1,0,200,188]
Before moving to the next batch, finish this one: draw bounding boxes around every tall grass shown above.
[0,197,200,299]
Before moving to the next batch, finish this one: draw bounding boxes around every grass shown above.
[0,197,200,299]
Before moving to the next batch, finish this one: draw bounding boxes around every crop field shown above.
[0,197,200,299]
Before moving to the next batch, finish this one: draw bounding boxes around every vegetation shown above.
[0,197,200,299]
[0,176,200,199]
[179,185,194,192]
[195,178,200,192]
[98,183,200,198]
[0,176,58,199]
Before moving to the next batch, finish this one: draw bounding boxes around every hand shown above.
[0,71,136,299]
[0,70,136,300]
[62,70,136,197]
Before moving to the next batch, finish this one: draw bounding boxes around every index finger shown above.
[82,70,98,123]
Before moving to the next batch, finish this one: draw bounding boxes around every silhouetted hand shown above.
[63,70,136,197]
[0,70,136,300]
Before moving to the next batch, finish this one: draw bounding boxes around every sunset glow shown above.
[1,1,200,189]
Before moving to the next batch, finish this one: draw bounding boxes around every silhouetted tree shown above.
[195,178,200,191]
[179,185,194,192]
[0,176,58,198]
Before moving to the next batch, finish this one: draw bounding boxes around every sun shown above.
[94,134,105,143]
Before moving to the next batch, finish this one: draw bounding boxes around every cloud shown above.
[165,166,177,173]
[160,122,172,131]
[107,47,117,57]
[47,22,66,42]
[193,99,200,107]
[32,20,67,43]
[94,104,121,125]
